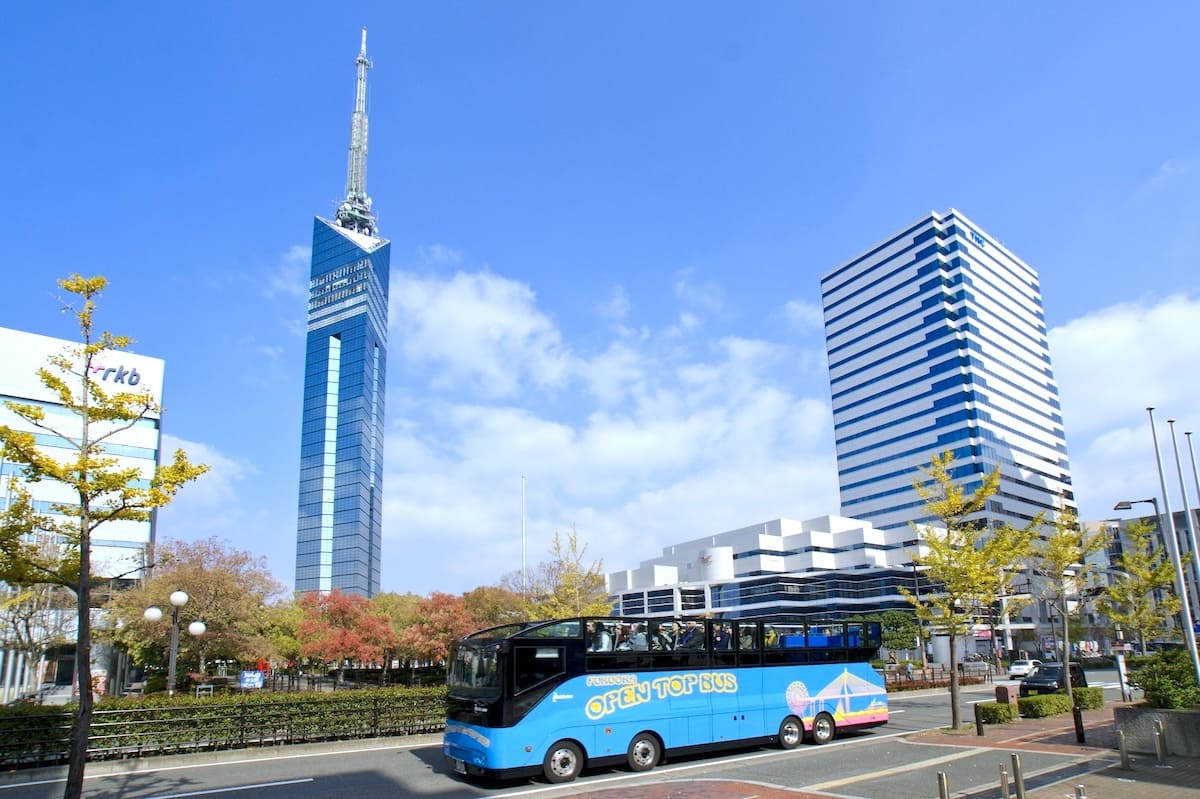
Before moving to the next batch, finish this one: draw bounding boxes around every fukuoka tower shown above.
[295,30,390,597]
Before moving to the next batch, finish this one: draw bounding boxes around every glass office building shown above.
[294,220,390,597]
[820,209,1074,533]
[294,31,389,597]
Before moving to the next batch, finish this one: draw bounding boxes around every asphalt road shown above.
[0,673,1124,799]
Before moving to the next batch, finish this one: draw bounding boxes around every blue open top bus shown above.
[443,616,887,783]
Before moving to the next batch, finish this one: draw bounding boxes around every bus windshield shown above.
[447,641,501,699]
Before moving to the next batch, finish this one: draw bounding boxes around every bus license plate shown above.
[453,758,467,774]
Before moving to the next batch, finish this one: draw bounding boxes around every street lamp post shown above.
[144,590,206,698]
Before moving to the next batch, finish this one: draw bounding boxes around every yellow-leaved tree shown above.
[0,275,208,799]
[510,526,612,620]
[900,451,1037,729]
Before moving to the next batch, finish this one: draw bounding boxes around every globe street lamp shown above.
[144,590,206,698]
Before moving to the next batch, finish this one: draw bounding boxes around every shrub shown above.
[976,701,1017,724]
[1127,648,1200,709]
[1018,693,1072,718]
[1073,686,1105,710]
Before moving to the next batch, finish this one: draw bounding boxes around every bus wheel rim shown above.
[551,747,577,776]
[632,739,655,766]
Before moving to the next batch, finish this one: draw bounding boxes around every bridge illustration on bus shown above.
[443,616,887,783]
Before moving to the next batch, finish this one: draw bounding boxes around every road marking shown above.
[143,778,314,798]
[498,729,916,797]
[0,741,431,790]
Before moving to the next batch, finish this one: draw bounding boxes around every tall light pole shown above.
[1168,419,1200,617]
[521,474,527,597]
[144,590,206,698]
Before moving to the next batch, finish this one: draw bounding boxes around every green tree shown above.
[1097,519,1182,655]
[1027,505,1107,706]
[463,584,524,627]
[0,275,207,799]
[878,610,919,656]
[511,526,612,619]
[105,537,284,681]
[371,591,422,683]
[900,451,1037,729]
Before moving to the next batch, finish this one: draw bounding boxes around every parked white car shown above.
[1008,659,1042,679]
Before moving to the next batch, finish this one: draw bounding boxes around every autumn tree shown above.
[398,591,479,675]
[900,451,1037,729]
[1026,505,1107,705]
[0,275,207,799]
[297,590,396,685]
[506,526,612,619]
[261,599,303,680]
[371,591,422,684]
[1098,519,1182,654]
[463,584,524,627]
[106,537,284,681]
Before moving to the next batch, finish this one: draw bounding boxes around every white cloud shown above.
[1138,156,1200,195]
[417,244,465,266]
[1050,293,1200,520]
[389,271,574,398]
[264,245,310,300]
[596,286,631,322]
[783,299,825,331]
[674,269,727,318]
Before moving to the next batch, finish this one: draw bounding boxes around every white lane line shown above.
[143,778,315,798]
[0,741,430,790]
[498,729,916,797]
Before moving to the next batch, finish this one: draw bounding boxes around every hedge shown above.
[976,701,1018,724]
[1017,693,1072,718]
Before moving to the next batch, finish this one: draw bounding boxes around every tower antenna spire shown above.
[337,28,376,236]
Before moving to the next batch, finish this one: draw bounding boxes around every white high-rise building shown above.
[821,209,1074,533]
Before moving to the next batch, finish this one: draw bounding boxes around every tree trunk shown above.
[63,545,92,799]
[948,633,961,729]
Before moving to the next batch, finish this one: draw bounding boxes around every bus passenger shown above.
[588,622,613,652]
[649,622,673,650]
[712,623,732,650]
[620,623,648,650]
[678,620,704,649]
[739,626,755,650]
[763,624,779,648]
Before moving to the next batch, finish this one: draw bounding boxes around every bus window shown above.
[513,646,565,694]
[776,623,806,648]
[520,620,582,639]
[447,644,501,697]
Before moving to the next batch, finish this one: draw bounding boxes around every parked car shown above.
[1018,662,1087,697]
[1007,659,1041,679]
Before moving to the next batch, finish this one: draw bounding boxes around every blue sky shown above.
[2,3,1199,597]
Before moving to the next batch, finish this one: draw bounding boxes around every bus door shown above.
[732,621,764,737]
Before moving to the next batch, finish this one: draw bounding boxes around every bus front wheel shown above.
[543,740,583,783]
[778,715,803,749]
[810,712,836,745]
[627,732,660,772]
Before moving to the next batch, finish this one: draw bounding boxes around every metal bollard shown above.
[1118,730,1131,769]
[1074,784,1087,799]
[1155,728,1167,766]
[1011,752,1026,799]
[975,702,985,735]
[937,771,950,799]
[999,765,1010,799]
[1154,718,1167,754]
[1072,704,1086,743]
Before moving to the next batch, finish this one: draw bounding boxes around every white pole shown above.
[521,474,527,596]
[1168,420,1200,619]
[1147,408,1200,687]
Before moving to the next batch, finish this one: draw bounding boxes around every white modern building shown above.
[821,209,1075,533]
[607,516,928,620]
[0,326,165,702]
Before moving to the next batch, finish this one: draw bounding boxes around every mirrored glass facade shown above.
[295,218,390,597]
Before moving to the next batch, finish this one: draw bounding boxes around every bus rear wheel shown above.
[778,715,803,749]
[627,732,660,772]
[543,740,583,783]
[810,712,836,745]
